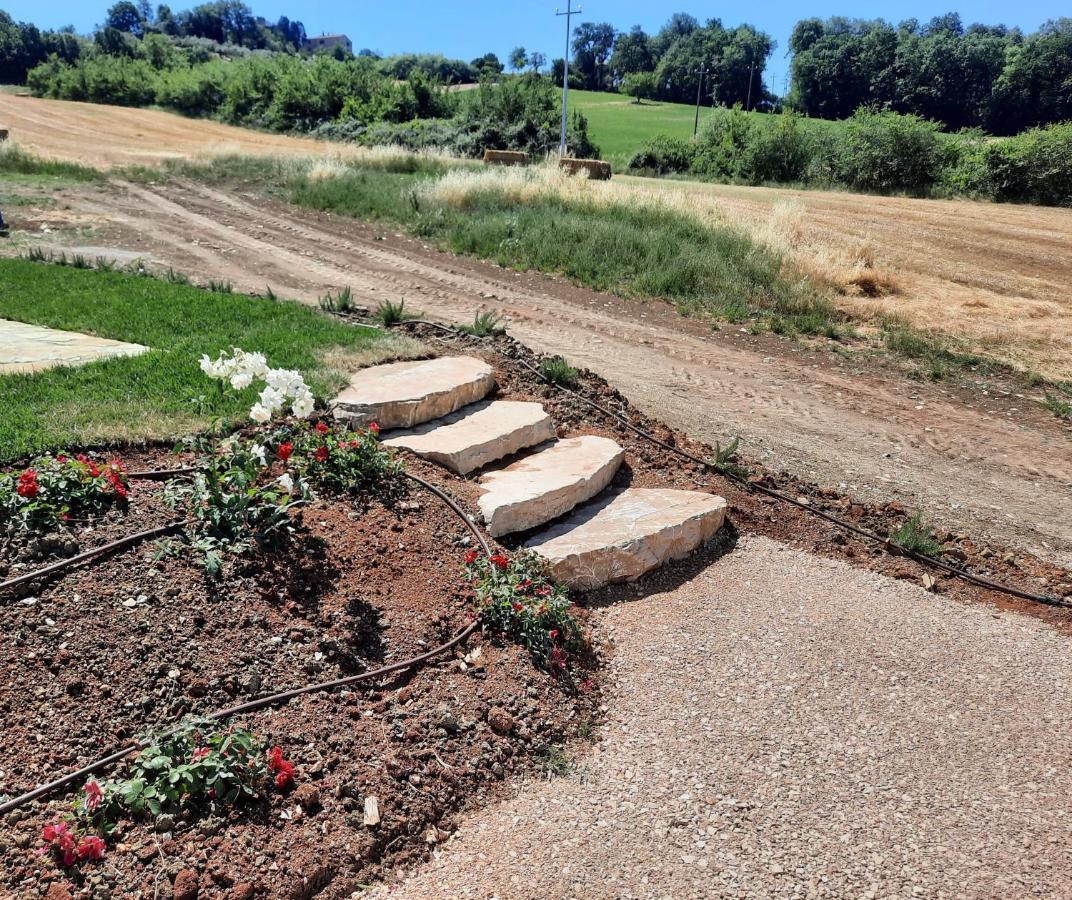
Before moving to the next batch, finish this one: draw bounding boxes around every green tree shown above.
[609,25,653,82]
[621,71,657,103]
[509,46,527,72]
[571,21,616,90]
[104,1,144,35]
[989,19,1072,134]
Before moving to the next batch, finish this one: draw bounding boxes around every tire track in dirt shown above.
[62,180,1072,563]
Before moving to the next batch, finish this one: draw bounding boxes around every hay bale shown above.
[559,158,612,180]
[483,149,529,167]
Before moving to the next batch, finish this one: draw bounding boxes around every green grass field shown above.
[0,260,416,460]
[567,89,843,169]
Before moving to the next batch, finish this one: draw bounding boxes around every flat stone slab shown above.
[478,435,625,537]
[526,488,727,590]
[0,318,148,374]
[332,356,494,429]
[383,400,556,475]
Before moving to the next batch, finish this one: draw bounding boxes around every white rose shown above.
[292,392,315,419]
[249,403,272,424]
[230,372,253,390]
[250,444,267,466]
[259,386,285,411]
[277,473,294,493]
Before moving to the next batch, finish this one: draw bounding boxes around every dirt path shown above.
[34,178,1071,566]
[369,536,1072,899]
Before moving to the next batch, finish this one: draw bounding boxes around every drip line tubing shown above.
[0,473,489,815]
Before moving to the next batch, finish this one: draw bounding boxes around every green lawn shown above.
[0,260,418,461]
[567,89,844,169]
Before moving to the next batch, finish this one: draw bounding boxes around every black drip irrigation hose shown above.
[0,472,490,816]
[389,318,1066,609]
[0,521,191,595]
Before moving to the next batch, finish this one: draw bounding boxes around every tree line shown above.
[549,10,1070,135]
[789,15,1072,135]
[4,4,1072,137]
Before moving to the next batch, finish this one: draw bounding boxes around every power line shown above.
[555,0,581,157]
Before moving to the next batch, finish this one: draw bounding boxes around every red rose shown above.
[314,446,329,462]
[315,422,330,434]
[277,441,293,462]
[16,470,39,498]
[76,835,105,861]
[463,549,479,565]
[489,554,509,570]
[368,422,380,435]
[535,584,552,597]
[82,780,103,812]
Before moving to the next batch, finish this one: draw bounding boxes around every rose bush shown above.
[41,720,292,871]
[163,435,310,573]
[464,549,583,678]
[0,453,130,531]
[200,347,316,423]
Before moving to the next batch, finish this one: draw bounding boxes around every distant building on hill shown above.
[303,33,352,54]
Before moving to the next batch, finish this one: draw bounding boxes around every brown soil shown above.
[0,444,600,899]
[1,337,1070,899]
[5,175,1068,568]
[5,92,1072,377]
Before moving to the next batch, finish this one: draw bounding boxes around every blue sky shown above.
[6,0,1068,93]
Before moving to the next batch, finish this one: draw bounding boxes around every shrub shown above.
[38,719,290,871]
[829,109,944,194]
[464,549,582,677]
[742,112,813,183]
[628,134,695,174]
[163,436,309,571]
[693,106,756,179]
[977,122,1072,206]
[0,454,130,531]
[280,420,403,499]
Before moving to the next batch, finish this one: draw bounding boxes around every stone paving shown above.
[335,356,728,590]
[0,318,147,374]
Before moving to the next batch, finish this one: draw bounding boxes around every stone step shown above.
[331,356,494,430]
[477,436,625,538]
[525,488,727,590]
[383,400,556,476]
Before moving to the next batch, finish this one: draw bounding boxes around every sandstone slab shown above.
[526,488,727,589]
[477,435,625,537]
[0,318,147,374]
[331,356,494,429]
[383,400,555,475]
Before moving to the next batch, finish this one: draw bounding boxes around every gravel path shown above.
[372,536,1072,899]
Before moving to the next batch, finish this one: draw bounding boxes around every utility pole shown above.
[555,0,581,157]
[746,56,755,111]
[693,64,706,135]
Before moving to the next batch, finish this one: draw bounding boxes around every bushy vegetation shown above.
[629,107,1072,205]
[27,46,598,158]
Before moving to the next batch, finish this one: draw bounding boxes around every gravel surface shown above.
[372,536,1072,899]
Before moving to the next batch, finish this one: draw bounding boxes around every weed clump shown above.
[374,298,421,326]
[538,355,579,388]
[319,285,355,313]
[459,310,505,337]
[890,512,943,557]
